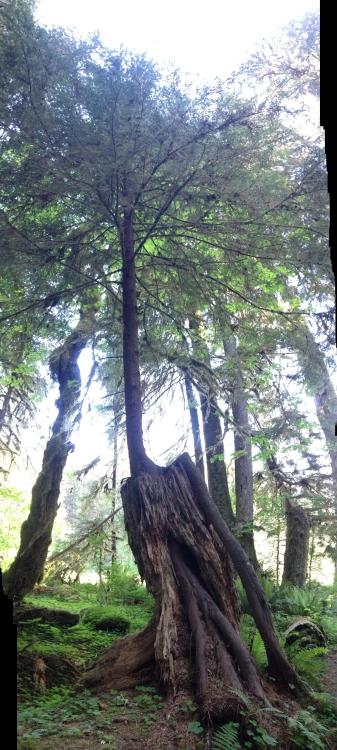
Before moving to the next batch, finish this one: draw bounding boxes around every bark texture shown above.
[224,336,259,568]
[84,456,307,717]
[3,309,94,600]
[292,324,337,582]
[85,460,265,719]
[184,372,205,478]
[282,499,311,587]
[200,393,235,527]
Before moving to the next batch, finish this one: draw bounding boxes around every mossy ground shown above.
[17,576,337,749]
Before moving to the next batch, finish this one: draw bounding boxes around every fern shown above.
[289,646,327,688]
[212,722,241,750]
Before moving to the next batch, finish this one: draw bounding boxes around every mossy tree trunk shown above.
[83,202,307,720]
[282,499,311,587]
[3,307,95,601]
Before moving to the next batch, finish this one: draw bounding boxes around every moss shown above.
[80,606,130,633]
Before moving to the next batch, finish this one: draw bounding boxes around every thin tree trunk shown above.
[224,336,259,568]
[3,307,95,601]
[199,393,235,527]
[187,314,234,525]
[308,524,316,582]
[282,499,311,587]
[184,372,205,478]
[111,398,119,564]
[292,324,337,583]
[121,203,157,477]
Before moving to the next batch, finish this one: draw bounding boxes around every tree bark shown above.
[3,307,94,600]
[290,324,337,581]
[184,372,205,478]
[121,203,157,477]
[200,393,235,527]
[282,499,311,587]
[223,336,259,568]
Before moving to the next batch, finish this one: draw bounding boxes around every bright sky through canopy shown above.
[36,0,319,81]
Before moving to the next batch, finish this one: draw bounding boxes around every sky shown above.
[36,0,319,82]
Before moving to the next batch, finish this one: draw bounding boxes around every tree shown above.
[282,498,311,587]
[3,298,97,599]
[0,4,320,718]
[78,62,306,715]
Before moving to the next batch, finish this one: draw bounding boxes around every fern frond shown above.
[212,722,241,750]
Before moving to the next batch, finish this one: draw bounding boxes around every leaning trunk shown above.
[3,308,94,601]
[282,499,311,587]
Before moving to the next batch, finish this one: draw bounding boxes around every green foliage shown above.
[80,606,130,633]
[288,709,328,749]
[98,562,154,610]
[287,646,328,689]
[188,720,204,735]
[212,722,241,749]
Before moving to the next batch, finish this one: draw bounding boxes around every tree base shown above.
[84,455,307,720]
[83,620,156,692]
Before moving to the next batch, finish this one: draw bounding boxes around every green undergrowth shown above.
[19,568,155,677]
[17,571,337,749]
[18,685,165,745]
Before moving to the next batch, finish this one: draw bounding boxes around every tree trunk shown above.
[224,336,259,568]
[292,324,337,583]
[121,203,156,477]
[3,308,94,601]
[282,499,311,587]
[200,393,235,527]
[184,372,205,478]
[84,204,307,718]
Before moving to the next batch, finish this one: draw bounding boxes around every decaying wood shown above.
[84,459,307,720]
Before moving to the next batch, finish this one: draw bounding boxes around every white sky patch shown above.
[36,0,319,82]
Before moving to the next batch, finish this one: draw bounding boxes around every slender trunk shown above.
[200,393,235,526]
[3,308,94,601]
[184,372,205,478]
[121,206,156,476]
[292,324,337,582]
[308,525,316,582]
[111,407,119,564]
[224,336,259,568]
[276,515,281,587]
[282,499,311,587]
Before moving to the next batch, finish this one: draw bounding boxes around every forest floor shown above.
[17,578,337,750]
[321,650,337,702]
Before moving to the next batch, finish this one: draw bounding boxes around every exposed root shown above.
[83,620,156,692]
